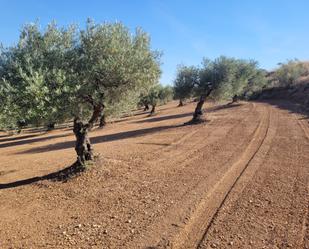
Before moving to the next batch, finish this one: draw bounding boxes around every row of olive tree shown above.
[139,84,173,114]
[0,20,161,166]
[173,56,268,122]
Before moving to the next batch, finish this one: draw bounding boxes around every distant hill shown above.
[251,61,309,111]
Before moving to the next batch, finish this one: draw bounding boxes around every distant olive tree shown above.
[173,56,267,123]
[138,84,172,115]
[158,85,173,104]
[173,65,198,106]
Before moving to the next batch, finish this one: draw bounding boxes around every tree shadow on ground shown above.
[157,105,179,112]
[254,100,309,120]
[137,142,171,146]
[16,124,183,154]
[0,133,70,149]
[0,134,10,139]
[12,103,242,154]
[135,103,242,124]
[204,103,242,113]
[0,162,84,190]
[135,112,193,123]
[251,83,309,120]
[0,133,43,144]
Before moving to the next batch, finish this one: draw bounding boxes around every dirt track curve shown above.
[0,100,308,249]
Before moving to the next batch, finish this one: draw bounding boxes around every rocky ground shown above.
[0,100,308,249]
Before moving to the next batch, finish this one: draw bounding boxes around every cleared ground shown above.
[0,100,308,249]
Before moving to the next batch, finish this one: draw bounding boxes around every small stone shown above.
[211,243,217,248]
[228,241,234,246]
[127,219,132,224]
[75,224,82,228]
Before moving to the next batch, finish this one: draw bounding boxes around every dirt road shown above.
[0,100,308,249]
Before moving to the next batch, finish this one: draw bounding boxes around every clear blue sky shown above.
[1,0,309,85]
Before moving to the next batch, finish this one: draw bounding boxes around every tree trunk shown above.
[99,112,106,128]
[73,101,104,166]
[178,99,184,107]
[192,95,206,122]
[17,120,27,133]
[191,89,213,123]
[150,105,156,115]
[144,104,149,111]
[47,122,56,130]
[73,118,94,165]
[232,94,238,103]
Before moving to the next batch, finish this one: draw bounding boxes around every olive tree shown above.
[138,84,172,115]
[173,65,197,106]
[0,22,77,130]
[142,85,160,115]
[158,85,173,104]
[175,56,267,123]
[71,20,161,165]
[0,20,161,167]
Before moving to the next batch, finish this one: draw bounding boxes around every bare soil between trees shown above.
[0,100,308,249]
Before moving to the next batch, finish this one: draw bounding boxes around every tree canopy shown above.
[0,22,77,129]
[173,65,198,105]
[173,56,268,122]
[0,20,161,165]
[0,20,161,131]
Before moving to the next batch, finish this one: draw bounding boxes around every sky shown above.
[1,0,309,85]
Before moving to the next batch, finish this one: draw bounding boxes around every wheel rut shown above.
[171,105,272,249]
[295,115,309,249]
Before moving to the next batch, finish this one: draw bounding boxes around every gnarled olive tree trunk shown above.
[99,111,106,128]
[73,101,104,166]
[150,104,156,115]
[232,94,238,103]
[192,89,213,122]
[144,104,150,111]
[47,122,56,130]
[178,99,184,107]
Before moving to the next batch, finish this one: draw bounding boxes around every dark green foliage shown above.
[198,56,266,100]
[173,65,198,104]
[0,20,161,130]
[0,22,77,129]
[158,85,173,104]
[173,56,268,122]
[173,56,268,102]
[74,20,161,116]
[139,84,173,113]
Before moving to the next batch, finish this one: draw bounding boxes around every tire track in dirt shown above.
[197,105,309,249]
[197,105,278,248]
[171,105,271,249]
[298,118,309,141]
[295,116,309,249]
[147,103,256,170]
[124,103,264,248]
